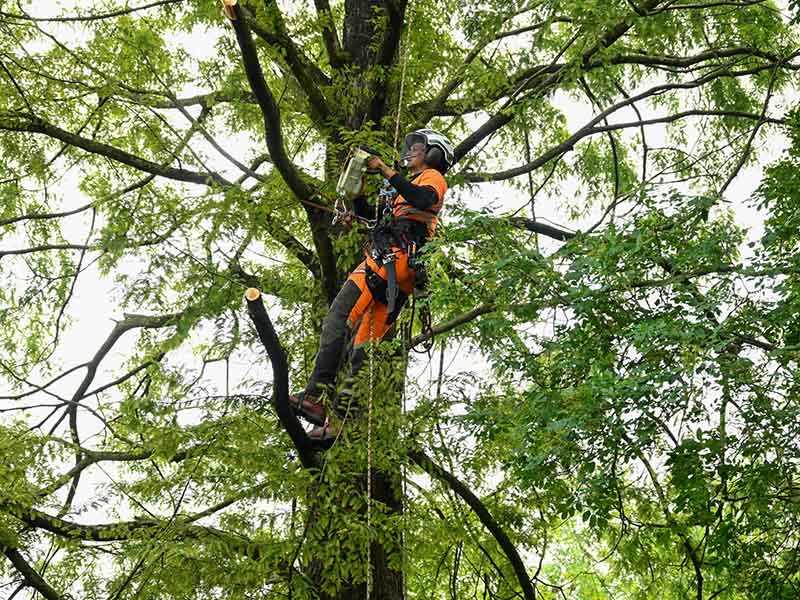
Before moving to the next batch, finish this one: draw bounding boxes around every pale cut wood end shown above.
[244,288,261,301]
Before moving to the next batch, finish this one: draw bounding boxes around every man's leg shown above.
[339,248,415,401]
[305,277,369,397]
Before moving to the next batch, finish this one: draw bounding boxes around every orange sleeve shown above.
[415,169,448,201]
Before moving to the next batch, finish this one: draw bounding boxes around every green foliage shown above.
[1,0,799,598]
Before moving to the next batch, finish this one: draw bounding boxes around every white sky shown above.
[1,0,795,540]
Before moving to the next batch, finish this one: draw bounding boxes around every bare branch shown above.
[0,112,228,186]
[0,0,183,23]
[2,547,64,600]
[410,449,537,600]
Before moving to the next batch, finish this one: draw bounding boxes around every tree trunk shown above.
[369,469,405,599]
[296,3,409,596]
[304,442,405,600]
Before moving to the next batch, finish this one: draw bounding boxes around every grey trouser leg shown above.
[305,280,363,397]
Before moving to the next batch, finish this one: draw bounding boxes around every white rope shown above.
[366,6,414,596]
[366,305,374,599]
[394,10,413,598]
[400,319,410,600]
[392,5,413,157]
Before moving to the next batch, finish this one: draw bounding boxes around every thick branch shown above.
[0,497,274,560]
[509,218,576,241]
[37,449,154,498]
[424,46,784,119]
[2,547,64,600]
[312,0,344,67]
[261,210,321,278]
[367,0,407,124]
[242,4,333,126]
[0,243,89,258]
[581,0,664,68]
[590,109,785,134]
[461,65,794,181]
[69,313,183,409]
[81,352,166,400]
[244,288,316,468]
[410,304,497,348]
[410,449,536,600]
[0,0,182,23]
[413,17,572,125]
[0,113,227,186]
[600,46,783,71]
[449,0,663,152]
[225,4,316,201]
[139,88,258,109]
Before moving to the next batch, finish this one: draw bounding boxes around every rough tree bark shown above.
[234,1,410,595]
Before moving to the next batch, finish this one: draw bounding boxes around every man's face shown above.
[404,142,427,171]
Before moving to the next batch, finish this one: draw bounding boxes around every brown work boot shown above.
[308,417,342,443]
[287,391,327,426]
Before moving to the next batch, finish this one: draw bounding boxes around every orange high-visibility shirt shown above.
[391,168,447,239]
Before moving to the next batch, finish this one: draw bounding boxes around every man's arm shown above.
[367,156,439,210]
[387,173,438,210]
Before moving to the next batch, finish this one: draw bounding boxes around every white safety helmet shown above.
[401,128,454,173]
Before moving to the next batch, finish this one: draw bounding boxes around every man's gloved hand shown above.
[367,155,396,180]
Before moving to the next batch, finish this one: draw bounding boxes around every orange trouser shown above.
[305,245,415,399]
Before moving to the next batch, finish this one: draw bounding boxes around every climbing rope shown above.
[366,305,375,598]
[393,5,413,158]
[393,10,413,599]
[364,6,414,595]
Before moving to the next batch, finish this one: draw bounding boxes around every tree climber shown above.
[290,129,454,441]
